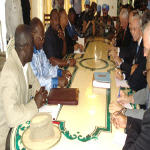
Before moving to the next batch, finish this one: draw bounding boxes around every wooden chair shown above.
[44,14,50,26]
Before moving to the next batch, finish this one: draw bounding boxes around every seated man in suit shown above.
[59,9,83,54]
[0,24,47,150]
[115,8,133,48]
[30,17,70,91]
[111,11,147,91]
[43,9,76,67]
[66,8,78,41]
[110,21,150,150]
[109,10,150,120]
[110,9,136,66]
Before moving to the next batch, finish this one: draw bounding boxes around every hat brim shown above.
[22,125,61,150]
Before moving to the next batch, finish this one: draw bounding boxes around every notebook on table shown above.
[93,72,110,88]
[47,88,79,105]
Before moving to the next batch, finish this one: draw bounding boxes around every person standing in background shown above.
[5,0,23,40]
[21,0,31,25]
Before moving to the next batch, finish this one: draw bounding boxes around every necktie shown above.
[133,44,140,64]
[122,29,126,40]
[136,45,139,54]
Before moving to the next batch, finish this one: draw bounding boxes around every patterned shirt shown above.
[30,47,62,91]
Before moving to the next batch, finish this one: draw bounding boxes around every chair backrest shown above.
[44,14,50,27]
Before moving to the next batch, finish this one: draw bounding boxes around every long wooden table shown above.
[10,38,124,150]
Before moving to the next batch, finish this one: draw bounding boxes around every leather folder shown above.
[47,88,79,105]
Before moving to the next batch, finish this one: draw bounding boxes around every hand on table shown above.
[34,87,48,108]
[67,58,76,66]
[58,28,65,40]
[78,44,84,52]
[74,43,84,52]
[111,113,127,129]
[130,64,138,75]
[109,101,124,114]
[114,56,122,67]
[115,68,123,80]
[62,70,72,79]
[117,90,134,105]
[111,37,117,46]
[58,76,68,88]
[74,43,79,50]
[109,49,117,58]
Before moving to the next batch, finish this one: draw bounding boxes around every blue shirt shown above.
[66,22,78,39]
[30,47,62,91]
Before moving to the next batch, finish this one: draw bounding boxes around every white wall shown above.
[31,0,44,22]
[97,0,117,16]
[30,0,118,23]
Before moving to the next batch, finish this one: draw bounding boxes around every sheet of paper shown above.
[77,37,84,46]
[74,49,85,54]
[115,78,129,88]
[93,80,110,88]
[123,103,133,109]
[39,104,61,120]
[113,130,127,146]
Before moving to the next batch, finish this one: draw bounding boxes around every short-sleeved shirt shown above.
[43,26,63,59]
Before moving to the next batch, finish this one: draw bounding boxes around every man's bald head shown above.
[59,9,68,29]
[30,17,43,34]
[30,17,44,50]
[15,24,34,65]
[50,9,58,20]
[50,9,60,31]
[15,24,33,52]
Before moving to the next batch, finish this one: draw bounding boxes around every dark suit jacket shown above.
[119,40,137,66]
[123,108,150,150]
[117,26,137,65]
[127,40,147,91]
[116,25,132,48]
[65,28,76,54]
[120,41,138,77]
[43,26,63,59]
[117,26,136,66]
[119,40,146,91]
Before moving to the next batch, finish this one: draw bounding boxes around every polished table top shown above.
[11,38,124,150]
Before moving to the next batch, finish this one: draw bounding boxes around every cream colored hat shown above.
[22,112,61,150]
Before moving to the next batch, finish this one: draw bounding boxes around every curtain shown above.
[64,0,71,13]
[44,0,53,14]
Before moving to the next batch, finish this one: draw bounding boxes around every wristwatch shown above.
[122,108,127,115]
